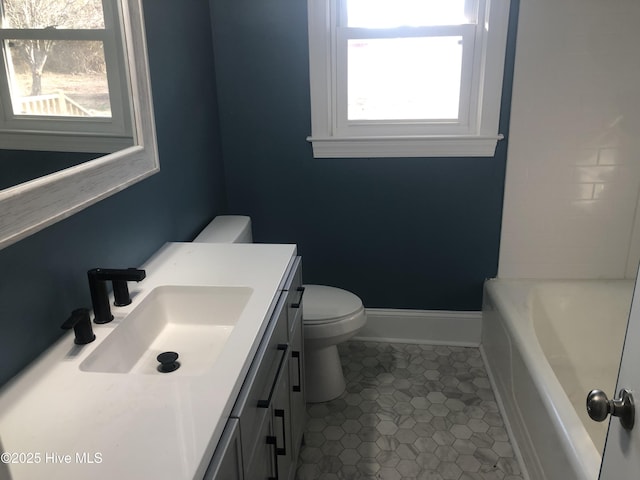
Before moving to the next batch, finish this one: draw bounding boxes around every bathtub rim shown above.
[483,278,604,480]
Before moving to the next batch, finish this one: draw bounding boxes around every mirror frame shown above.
[0,0,159,251]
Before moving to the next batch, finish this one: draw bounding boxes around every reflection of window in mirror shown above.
[0,0,134,153]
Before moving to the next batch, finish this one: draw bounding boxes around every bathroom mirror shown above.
[0,0,158,250]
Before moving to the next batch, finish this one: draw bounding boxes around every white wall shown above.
[499,0,640,279]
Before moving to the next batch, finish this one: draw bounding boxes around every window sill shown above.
[306,134,504,158]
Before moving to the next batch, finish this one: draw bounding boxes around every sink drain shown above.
[157,351,180,373]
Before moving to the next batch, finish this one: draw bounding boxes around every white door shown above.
[598,278,640,477]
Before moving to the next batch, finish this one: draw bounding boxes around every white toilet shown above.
[193,215,367,403]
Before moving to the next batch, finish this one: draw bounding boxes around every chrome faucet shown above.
[88,268,146,324]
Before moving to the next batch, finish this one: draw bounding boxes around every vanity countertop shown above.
[0,242,297,480]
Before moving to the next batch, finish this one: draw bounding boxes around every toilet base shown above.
[304,344,346,403]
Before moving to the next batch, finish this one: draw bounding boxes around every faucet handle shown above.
[112,268,146,306]
[61,308,96,345]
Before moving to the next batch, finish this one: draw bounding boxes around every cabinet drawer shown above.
[202,418,243,480]
[230,291,288,468]
[243,412,275,480]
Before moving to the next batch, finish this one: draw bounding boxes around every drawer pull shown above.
[291,286,305,309]
[292,351,302,393]
[274,409,287,456]
[257,344,288,408]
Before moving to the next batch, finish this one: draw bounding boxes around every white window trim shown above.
[0,0,133,153]
[306,0,510,158]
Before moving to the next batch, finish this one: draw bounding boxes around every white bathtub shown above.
[481,278,633,480]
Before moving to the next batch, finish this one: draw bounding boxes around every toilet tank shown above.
[192,216,253,243]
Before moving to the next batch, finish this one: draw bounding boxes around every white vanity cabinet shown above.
[204,257,306,480]
[0,243,302,480]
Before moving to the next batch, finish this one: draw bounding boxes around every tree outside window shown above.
[1,0,112,117]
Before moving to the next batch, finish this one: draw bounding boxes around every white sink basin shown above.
[80,285,252,375]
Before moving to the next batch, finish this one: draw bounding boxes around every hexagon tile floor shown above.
[295,341,525,480]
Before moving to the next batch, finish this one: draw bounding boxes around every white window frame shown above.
[307,0,511,158]
[0,0,133,153]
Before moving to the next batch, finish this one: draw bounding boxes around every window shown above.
[307,0,510,158]
[0,0,133,152]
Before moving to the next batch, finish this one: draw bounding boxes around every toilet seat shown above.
[302,285,363,324]
[302,285,367,350]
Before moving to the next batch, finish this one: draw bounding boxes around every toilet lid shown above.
[302,285,363,323]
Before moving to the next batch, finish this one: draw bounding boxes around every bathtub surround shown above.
[499,0,640,279]
[493,0,640,477]
[296,340,525,479]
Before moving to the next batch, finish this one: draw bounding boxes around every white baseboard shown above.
[353,308,482,347]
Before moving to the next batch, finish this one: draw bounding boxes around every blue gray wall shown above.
[0,0,520,388]
[0,0,226,387]
[210,0,519,311]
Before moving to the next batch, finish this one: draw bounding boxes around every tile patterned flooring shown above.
[295,341,525,480]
